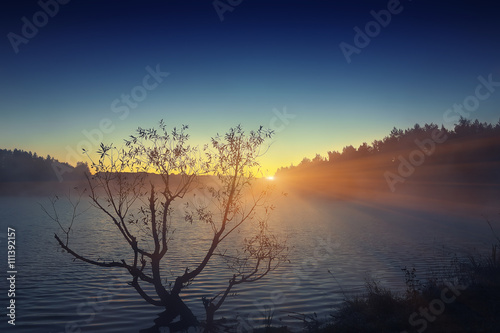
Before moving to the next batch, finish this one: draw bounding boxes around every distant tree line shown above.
[276,118,500,194]
[279,118,500,169]
[0,149,89,182]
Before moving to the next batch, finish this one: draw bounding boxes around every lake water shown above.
[0,189,498,332]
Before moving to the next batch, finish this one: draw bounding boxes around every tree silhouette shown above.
[275,118,500,195]
[45,122,287,332]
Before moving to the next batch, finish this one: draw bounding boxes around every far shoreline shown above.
[0,180,87,197]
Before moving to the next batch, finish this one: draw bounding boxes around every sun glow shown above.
[266,176,275,181]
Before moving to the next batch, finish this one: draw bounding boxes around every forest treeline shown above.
[275,118,500,198]
[0,149,89,182]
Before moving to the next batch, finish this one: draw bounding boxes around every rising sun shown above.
[266,176,275,181]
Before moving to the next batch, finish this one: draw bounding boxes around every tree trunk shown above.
[154,294,198,332]
[204,304,216,333]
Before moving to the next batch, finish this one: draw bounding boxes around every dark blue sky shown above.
[1,0,499,172]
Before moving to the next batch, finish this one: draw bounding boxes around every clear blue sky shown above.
[1,0,499,174]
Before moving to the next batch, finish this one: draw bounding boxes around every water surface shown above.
[0,192,497,332]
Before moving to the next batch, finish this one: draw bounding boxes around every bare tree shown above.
[194,125,288,328]
[46,121,287,332]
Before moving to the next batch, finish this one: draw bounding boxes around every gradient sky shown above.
[1,0,500,175]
